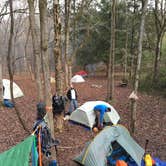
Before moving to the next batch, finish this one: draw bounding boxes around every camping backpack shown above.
[52,95,65,114]
[33,120,52,154]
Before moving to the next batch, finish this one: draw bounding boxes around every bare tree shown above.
[24,26,35,80]
[64,0,72,88]
[7,0,30,134]
[107,0,116,100]
[27,0,43,101]
[39,0,56,162]
[130,0,149,134]
[153,0,166,82]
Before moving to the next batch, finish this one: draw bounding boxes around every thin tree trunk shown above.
[8,0,30,134]
[53,0,64,132]
[28,0,43,101]
[124,1,128,81]
[64,0,71,88]
[153,33,162,82]
[153,0,166,82]
[107,0,116,100]
[24,26,35,80]
[130,0,148,134]
[7,0,14,101]
[129,0,136,82]
[0,55,3,104]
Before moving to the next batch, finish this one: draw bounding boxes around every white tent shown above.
[3,79,24,99]
[69,101,120,129]
[70,75,85,83]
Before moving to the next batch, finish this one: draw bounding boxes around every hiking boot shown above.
[52,139,60,146]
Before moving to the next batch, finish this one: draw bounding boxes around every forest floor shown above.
[0,74,166,166]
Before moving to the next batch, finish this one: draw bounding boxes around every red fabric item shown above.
[75,70,88,77]
[116,160,128,166]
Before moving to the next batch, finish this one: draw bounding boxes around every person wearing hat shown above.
[33,102,60,163]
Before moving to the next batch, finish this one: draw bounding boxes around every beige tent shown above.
[3,79,24,99]
[69,101,120,129]
[71,75,85,83]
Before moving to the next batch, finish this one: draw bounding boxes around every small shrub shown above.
[139,68,166,97]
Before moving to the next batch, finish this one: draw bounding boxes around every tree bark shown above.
[8,0,30,134]
[153,33,163,82]
[123,0,129,81]
[153,0,166,82]
[0,55,3,104]
[53,0,64,132]
[107,0,116,100]
[130,0,148,134]
[27,0,43,101]
[24,27,35,80]
[39,0,56,161]
[64,0,71,88]
[129,0,136,82]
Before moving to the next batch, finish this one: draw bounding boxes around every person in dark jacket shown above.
[66,83,78,115]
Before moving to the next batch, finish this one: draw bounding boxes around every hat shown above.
[36,102,46,119]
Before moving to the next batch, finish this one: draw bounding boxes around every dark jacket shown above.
[67,88,78,100]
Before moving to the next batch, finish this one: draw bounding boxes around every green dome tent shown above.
[74,125,145,166]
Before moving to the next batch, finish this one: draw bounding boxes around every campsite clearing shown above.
[0,75,165,166]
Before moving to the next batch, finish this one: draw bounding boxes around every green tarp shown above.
[0,135,35,166]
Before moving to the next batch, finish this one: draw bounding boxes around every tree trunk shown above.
[153,0,166,82]
[53,0,64,132]
[123,0,129,81]
[7,0,14,101]
[153,33,163,82]
[64,0,71,88]
[39,0,56,161]
[130,0,148,134]
[107,0,116,100]
[8,0,30,134]
[0,55,3,104]
[27,0,43,101]
[129,0,136,82]
[24,27,35,80]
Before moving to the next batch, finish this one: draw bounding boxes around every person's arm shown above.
[75,89,78,99]
[99,111,104,127]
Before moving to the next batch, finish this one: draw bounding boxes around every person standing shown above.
[66,83,78,115]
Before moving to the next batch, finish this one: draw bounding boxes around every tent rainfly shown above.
[75,70,88,77]
[3,79,24,99]
[69,101,120,129]
[74,125,145,166]
[70,75,85,83]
